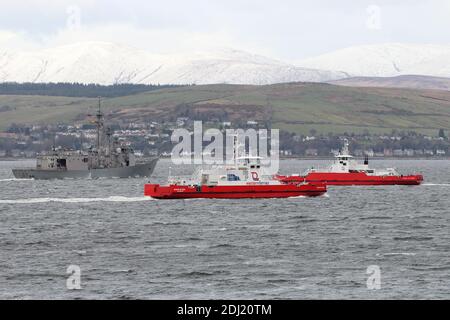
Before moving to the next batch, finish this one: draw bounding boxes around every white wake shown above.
[0,196,154,204]
[378,252,417,256]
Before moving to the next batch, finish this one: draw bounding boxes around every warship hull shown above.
[12,158,158,180]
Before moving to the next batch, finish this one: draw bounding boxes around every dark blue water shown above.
[0,159,449,299]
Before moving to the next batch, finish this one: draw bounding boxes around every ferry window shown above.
[227,174,240,181]
[250,165,255,168]
[256,165,260,168]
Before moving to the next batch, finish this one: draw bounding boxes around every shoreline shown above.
[2,156,449,161]
[277,156,450,160]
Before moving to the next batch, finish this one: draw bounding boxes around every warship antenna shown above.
[106,127,112,156]
[80,130,84,152]
[52,134,56,152]
[96,96,103,151]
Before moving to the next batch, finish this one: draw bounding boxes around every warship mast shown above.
[95,96,104,152]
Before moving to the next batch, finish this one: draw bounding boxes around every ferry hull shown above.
[277,172,423,186]
[144,183,327,199]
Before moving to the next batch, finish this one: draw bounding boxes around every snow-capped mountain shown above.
[4,42,450,86]
[0,41,347,85]
[297,43,450,78]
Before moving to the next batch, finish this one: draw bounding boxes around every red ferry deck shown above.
[144,183,327,199]
[276,172,423,186]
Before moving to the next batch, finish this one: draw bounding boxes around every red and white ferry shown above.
[144,138,327,199]
[276,140,423,186]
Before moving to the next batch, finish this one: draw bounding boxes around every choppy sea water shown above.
[0,159,449,299]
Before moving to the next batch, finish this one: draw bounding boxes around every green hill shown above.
[1,83,450,135]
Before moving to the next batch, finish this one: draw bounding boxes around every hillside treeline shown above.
[0,82,184,98]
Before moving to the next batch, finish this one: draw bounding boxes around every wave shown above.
[0,178,33,182]
[393,236,433,241]
[0,196,154,204]
[287,195,306,199]
[378,252,417,256]
[359,216,392,220]
[176,270,231,278]
[422,183,450,186]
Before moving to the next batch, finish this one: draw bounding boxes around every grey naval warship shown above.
[12,99,158,180]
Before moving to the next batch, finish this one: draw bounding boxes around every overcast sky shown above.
[0,0,449,60]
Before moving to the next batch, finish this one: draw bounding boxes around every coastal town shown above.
[0,117,448,159]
